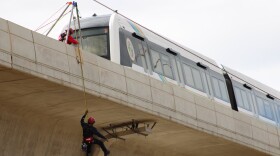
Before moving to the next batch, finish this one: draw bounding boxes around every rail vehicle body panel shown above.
[67,13,280,126]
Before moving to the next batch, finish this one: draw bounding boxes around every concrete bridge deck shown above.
[0,17,279,155]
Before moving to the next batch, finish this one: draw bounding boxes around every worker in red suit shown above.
[58,28,78,45]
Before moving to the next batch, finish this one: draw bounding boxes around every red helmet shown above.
[88,117,95,124]
[65,28,74,34]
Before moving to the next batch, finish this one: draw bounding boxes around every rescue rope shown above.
[40,11,71,34]
[73,16,88,110]
[78,47,88,110]
[35,2,89,111]
[79,51,88,110]
[35,3,68,31]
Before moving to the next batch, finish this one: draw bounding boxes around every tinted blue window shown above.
[234,87,252,111]
[264,101,273,120]
[176,60,184,84]
[241,90,251,111]
[247,93,254,111]
[277,105,280,122]
[192,68,203,91]
[219,80,229,101]
[256,96,274,120]
[257,97,265,115]
[183,64,195,88]
[234,87,244,108]
[171,58,179,82]
[182,64,205,92]
[213,78,222,99]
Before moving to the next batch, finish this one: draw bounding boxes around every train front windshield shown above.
[76,27,110,59]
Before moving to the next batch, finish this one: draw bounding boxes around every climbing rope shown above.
[73,15,88,110]
[38,1,88,110]
[78,49,88,110]
[40,11,71,34]
[35,3,68,31]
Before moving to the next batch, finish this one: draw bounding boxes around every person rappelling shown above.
[81,110,110,156]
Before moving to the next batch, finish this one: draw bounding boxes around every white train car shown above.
[68,13,280,125]
[223,65,280,125]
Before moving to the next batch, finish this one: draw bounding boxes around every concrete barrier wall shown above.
[1,17,280,155]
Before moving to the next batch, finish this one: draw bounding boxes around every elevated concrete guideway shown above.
[0,67,267,156]
[0,17,278,156]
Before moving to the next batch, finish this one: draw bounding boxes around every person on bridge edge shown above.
[58,28,79,45]
[81,110,110,156]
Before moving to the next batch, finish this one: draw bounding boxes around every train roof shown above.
[78,14,220,66]
[64,14,111,31]
[223,65,280,100]
[79,14,111,29]
[112,14,221,73]
[76,14,221,73]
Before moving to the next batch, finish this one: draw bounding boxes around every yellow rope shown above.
[73,16,88,111]
[78,47,88,110]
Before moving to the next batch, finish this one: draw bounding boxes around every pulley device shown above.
[36,1,83,47]
[46,2,83,46]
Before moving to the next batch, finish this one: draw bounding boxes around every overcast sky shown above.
[1,0,280,92]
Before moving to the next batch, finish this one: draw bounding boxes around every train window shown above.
[78,28,109,58]
[264,101,273,119]
[201,72,210,95]
[234,88,244,108]
[276,105,280,122]
[241,90,251,110]
[183,64,195,88]
[212,78,222,99]
[150,50,163,74]
[219,80,229,101]
[161,54,173,79]
[256,96,274,120]
[182,63,205,92]
[176,59,184,84]
[247,93,254,111]
[256,97,265,115]
[234,87,252,111]
[211,76,229,102]
[171,58,179,82]
[192,68,204,91]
